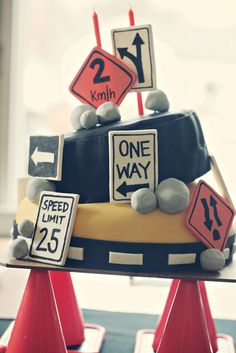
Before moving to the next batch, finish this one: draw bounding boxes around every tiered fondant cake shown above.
[13,107,235,273]
[10,21,235,274]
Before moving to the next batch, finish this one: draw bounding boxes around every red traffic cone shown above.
[50,271,85,347]
[152,279,180,351]
[156,280,213,353]
[6,270,67,353]
[199,281,218,353]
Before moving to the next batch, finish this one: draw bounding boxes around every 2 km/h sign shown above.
[69,47,137,108]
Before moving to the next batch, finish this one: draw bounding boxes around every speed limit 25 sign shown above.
[69,47,137,108]
[29,191,79,266]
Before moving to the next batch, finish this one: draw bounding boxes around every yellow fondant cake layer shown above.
[16,193,198,244]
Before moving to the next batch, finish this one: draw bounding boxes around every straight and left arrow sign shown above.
[111,24,156,91]
[28,135,64,181]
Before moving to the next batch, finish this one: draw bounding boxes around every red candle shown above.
[93,10,102,48]
[128,7,144,116]
[128,8,135,26]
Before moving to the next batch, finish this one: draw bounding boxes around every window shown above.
[0,0,14,235]
[1,0,236,236]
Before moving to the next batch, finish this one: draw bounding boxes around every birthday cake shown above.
[10,22,235,274]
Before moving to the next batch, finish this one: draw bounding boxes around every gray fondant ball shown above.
[18,219,34,238]
[71,104,95,131]
[156,178,190,214]
[200,248,225,272]
[80,110,98,129]
[145,90,170,113]
[131,188,157,214]
[26,178,56,204]
[9,237,29,259]
[96,102,121,124]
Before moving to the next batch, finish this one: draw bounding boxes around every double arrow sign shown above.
[186,180,235,252]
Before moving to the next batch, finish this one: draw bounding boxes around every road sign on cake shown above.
[29,191,79,266]
[69,47,137,108]
[111,24,156,91]
[28,135,64,181]
[185,180,235,251]
[109,129,158,202]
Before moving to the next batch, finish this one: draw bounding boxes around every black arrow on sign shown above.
[117,33,145,83]
[116,181,149,197]
[213,229,221,241]
[200,198,213,231]
[201,196,222,241]
[210,195,222,227]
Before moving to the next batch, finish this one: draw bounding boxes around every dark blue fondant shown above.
[56,110,211,203]
[67,235,235,273]
[12,222,234,272]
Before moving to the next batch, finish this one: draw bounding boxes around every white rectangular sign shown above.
[109,130,158,202]
[111,24,156,91]
[29,191,79,266]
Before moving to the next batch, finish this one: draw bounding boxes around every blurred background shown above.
[0,0,236,319]
[1,0,236,217]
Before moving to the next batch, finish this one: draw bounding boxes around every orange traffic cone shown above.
[50,271,85,347]
[6,270,67,353]
[152,279,180,351]
[199,281,218,353]
[156,280,213,353]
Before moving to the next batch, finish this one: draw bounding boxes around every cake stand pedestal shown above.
[134,280,235,353]
[0,244,236,353]
[0,270,105,353]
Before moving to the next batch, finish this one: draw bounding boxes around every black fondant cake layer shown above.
[67,234,235,273]
[56,110,210,203]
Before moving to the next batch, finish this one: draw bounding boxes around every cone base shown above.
[0,322,105,353]
[134,330,235,353]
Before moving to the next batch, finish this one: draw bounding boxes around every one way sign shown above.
[111,24,156,91]
[109,130,158,202]
[28,135,64,181]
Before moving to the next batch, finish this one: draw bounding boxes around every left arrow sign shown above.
[28,135,64,181]
[31,146,55,166]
